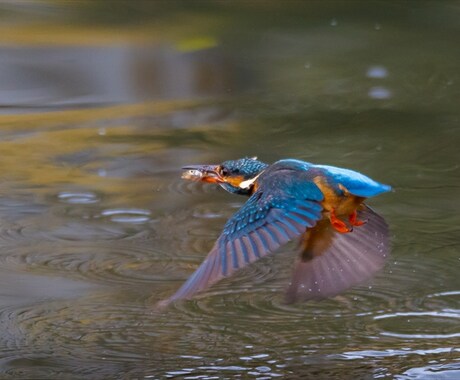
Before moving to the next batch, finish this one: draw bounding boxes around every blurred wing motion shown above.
[285,205,389,303]
[157,170,325,307]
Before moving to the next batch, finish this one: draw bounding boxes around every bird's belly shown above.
[323,194,364,216]
[314,176,364,217]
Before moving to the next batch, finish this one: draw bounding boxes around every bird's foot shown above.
[330,209,352,233]
[349,210,367,226]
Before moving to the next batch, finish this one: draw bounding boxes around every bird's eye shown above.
[220,167,229,177]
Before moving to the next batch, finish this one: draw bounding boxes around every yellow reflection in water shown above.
[0,100,197,130]
[0,100,200,196]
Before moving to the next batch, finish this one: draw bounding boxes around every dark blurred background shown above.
[1,0,459,112]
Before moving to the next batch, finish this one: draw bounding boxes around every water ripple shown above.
[396,362,460,380]
[0,220,141,244]
[0,242,178,285]
[427,290,460,298]
[373,310,460,339]
[167,179,218,195]
[0,224,28,245]
[0,298,157,373]
[151,244,460,356]
[100,208,152,224]
[339,346,460,360]
[57,191,100,204]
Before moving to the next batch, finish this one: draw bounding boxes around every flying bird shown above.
[159,157,391,307]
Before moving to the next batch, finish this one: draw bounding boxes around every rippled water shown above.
[0,2,459,379]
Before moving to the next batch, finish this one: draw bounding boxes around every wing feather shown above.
[285,205,390,302]
[157,175,324,306]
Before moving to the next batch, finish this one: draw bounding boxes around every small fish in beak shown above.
[181,169,204,180]
[181,165,223,184]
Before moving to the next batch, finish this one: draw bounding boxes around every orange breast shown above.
[224,175,245,188]
[313,176,364,217]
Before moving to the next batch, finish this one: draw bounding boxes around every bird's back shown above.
[267,159,391,198]
[313,164,391,197]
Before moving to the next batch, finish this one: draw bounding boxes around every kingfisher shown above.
[159,157,391,307]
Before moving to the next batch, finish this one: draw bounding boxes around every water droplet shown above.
[368,86,392,99]
[366,65,388,78]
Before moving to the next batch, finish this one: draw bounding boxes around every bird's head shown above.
[182,157,268,195]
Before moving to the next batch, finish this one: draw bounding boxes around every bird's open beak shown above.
[181,164,223,184]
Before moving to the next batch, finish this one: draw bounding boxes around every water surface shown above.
[0,2,459,379]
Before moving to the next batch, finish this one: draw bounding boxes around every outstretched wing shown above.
[285,205,390,303]
[158,169,325,307]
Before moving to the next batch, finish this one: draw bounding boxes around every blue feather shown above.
[237,239,250,264]
[256,231,270,252]
[230,240,239,269]
[263,225,280,245]
[279,217,300,234]
[247,236,260,258]
[314,164,391,197]
[219,239,228,275]
[271,223,290,241]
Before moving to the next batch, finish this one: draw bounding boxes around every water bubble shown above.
[330,18,338,27]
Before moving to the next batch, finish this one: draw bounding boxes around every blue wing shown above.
[158,171,324,306]
[314,164,391,197]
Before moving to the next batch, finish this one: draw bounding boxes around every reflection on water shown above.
[0,1,459,379]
